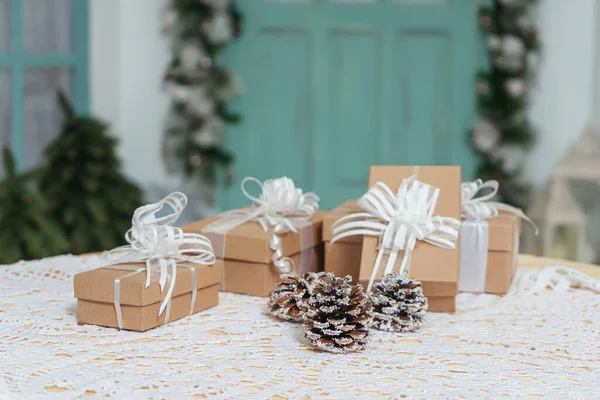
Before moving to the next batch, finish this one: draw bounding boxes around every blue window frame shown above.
[0,0,89,171]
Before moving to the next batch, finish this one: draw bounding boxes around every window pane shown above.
[22,0,73,53]
[0,70,11,178]
[0,0,10,53]
[23,68,73,171]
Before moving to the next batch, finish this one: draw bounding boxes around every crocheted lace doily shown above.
[0,255,598,399]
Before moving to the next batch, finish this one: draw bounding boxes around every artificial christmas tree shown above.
[0,147,68,264]
[38,92,142,255]
[303,273,373,354]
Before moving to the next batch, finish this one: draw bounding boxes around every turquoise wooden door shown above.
[221,0,477,211]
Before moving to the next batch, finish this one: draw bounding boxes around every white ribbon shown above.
[458,220,490,292]
[102,192,216,322]
[459,179,538,293]
[514,266,600,294]
[332,176,461,293]
[461,179,539,234]
[206,176,319,274]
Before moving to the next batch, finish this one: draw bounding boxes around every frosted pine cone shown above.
[370,273,428,332]
[303,273,373,354]
[268,273,317,322]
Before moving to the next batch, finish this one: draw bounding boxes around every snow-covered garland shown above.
[162,0,244,202]
[471,0,540,208]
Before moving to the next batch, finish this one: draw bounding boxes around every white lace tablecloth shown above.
[0,256,598,399]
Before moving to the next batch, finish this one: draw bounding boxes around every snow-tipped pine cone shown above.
[303,273,373,354]
[268,273,318,322]
[369,272,428,332]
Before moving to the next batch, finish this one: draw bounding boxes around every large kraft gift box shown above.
[182,212,325,297]
[74,261,222,332]
[459,211,522,295]
[323,200,362,282]
[359,166,462,313]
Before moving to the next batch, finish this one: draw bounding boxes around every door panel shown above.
[256,28,313,189]
[327,30,382,203]
[225,26,314,194]
[390,30,452,165]
[221,0,477,210]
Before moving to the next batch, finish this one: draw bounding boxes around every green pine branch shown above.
[0,146,69,264]
[37,93,142,255]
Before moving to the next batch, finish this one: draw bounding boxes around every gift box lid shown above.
[367,166,461,218]
[74,261,222,307]
[465,216,520,253]
[359,166,462,296]
[182,211,325,264]
[499,209,522,233]
[323,200,362,243]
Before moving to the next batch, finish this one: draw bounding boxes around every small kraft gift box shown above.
[182,177,324,297]
[322,200,362,282]
[331,166,462,313]
[459,179,535,295]
[74,192,222,332]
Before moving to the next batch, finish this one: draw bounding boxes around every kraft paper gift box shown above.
[459,179,527,295]
[182,212,325,297]
[74,191,222,332]
[358,166,462,313]
[323,200,363,282]
[74,261,222,332]
[459,216,520,295]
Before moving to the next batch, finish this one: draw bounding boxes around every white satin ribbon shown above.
[512,220,520,276]
[102,192,216,328]
[461,179,539,234]
[459,220,490,293]
[459,179,536,293]
[523,267,600,294]
[332,176,461,293]
[205,177,319,274]
[108,264,198,329]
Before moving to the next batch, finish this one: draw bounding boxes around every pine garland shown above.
[162,0,243,203]
[471,0,540,208]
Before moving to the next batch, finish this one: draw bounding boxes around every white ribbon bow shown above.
[462,179,539,234]
[241,176,319,230]
[103,192,216,316]
[215,176,319,273]
[332,176,461,293]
